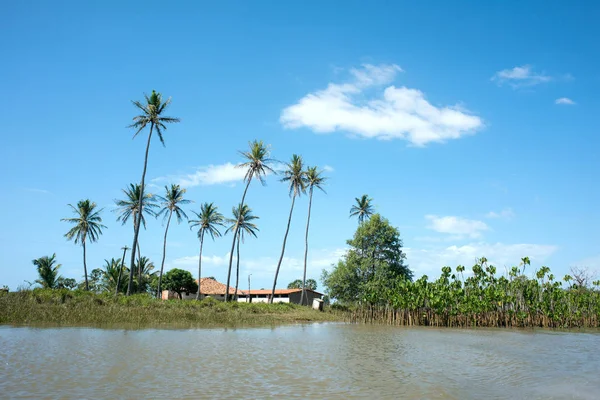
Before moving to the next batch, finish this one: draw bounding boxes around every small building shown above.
[237,288,323,305]
[161,277,242,301]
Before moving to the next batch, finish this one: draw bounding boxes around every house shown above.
[161,277,243,301]
[237,288,323,305]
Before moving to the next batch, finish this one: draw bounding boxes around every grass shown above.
[0,289,345,328]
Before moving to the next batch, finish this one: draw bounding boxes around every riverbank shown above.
[0,289,344,327]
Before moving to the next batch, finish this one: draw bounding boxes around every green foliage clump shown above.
[161,269,198,298]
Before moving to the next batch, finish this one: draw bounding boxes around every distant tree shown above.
[61,200,106,290]
[134,256,157,294]
[288,278,317,291]
[33,254,61,289]
[161,268,198,299]
[322,214,411,304]
[127,90,180,296]
[349,194,374,224]
[56,277,77,290]
[98,258,129,293]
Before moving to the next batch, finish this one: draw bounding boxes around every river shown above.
[1,323,599,399]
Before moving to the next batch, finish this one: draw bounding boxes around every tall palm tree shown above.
[189,202,225,300]
[61,200,106,290]
[224,140,274,302]
[114,183,158,291]
[127,90,180,295]
[116,246,129,296]
[349,194,374,224]
[33,254,61,289]
[225,204,259,301]
[270,154,307,304]
[156,184,190,298]
[301,166,327,306]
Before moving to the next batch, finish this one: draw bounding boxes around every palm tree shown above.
[99,258,125,293]
[224,140,274,302]
[134,256,158,294]
[114,183,158,291]
[225,204,259,301]
[33,254,61,289]
[127,90,180,295]
[301,166,327,305]
[270,154,307,304]
[156,184,190,298]
[349,194,374,224]
[116,246,129,295]
[61,200,106,290]
[189,202,225,300]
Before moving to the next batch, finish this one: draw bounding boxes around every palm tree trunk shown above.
[270,195,296,304]
[196,231,205,300]
[234,233,241,301]
[116,247,128,295]
[301,188,314,306]
[157,209,173,298]
[225,179,252,302]
[128,122,154,295]
[83,240,89,291]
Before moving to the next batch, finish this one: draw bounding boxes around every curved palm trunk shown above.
[82,240,89,291]
[196,231,205,300]
[156,210,173,298]
[128,123,154,295]
[234,234,241,301]
[225,179,252,302]
[300,188,314,306]
[270,195,296,304]
[116,247,128,295]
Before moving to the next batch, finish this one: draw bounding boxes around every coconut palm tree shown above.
[61,200,106,290]
[99,258,127,293]
[116,246,129,295]
[127,90,180,295]
[189,202,225,300]
[349,194,374,224]
[33,254,61,289]
[224,140,274,302]
[270,154,307,304]
[114,183,158,291]
[225,204,259,300]
[134,256,158,294]
[301,166,327,305]
[156,184,190,298]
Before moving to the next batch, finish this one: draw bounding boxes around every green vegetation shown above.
[288,279,317,290]
[226,204,259,298]
[161,269,198,299]
[0,290,343,327]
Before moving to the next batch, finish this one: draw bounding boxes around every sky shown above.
[1,1,599,291]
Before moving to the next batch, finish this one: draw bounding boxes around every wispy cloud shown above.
[486,207,515,219]
[323,165,335,173]
[23,188,51,194]
[425,215,489,239]
[153,162,249,188]
[280,63,484,146]
[555,97,576,105]
[491,65,552,88]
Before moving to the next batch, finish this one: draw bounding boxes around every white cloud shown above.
[485,208,515,219]
[280,63,484,146]
[153,162,247,188]
[555,97,576,105]
[491,65,552,88]
[406,242,558,278]
[570,255,600,271]
[323,165,335,172]
[425,215,489,238]
[24,188,51,194]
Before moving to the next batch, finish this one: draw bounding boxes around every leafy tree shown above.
[161,268,198,299]
[301,166,327,305]
[56,277,77,290]
[349,194,374,224]
[156,184,190,297]
[33,254,61,289]
[288,278,317,291]
[225,140,274,301]
[61,200,106,290]
[134,256,157,294]
[322,214,411,304]
[127,90,180,295]
[189,202,225,299]
[225,204,259,301]
[271,154,307,303]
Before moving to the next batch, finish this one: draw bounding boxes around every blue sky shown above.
[1,1,599,290]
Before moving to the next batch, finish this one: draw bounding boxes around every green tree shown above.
[33,254,61,289]
[349,194,374,224]
[189,202,225,300]
[56,277,77,290]
[134,256,157,294]
[288,278,317,291]
[225,140,274,301]
[156,184,190,297]
[127,90,180,295]
[301,166,327,305]
[271,154,307,303]
[225,204,259,301]
[61,200,106,291]
[98,258,129,293]
[161,268,198,299]
[322,214,411,304]
[116,246,129,296]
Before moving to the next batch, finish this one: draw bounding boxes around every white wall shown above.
[237,296,290,303]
